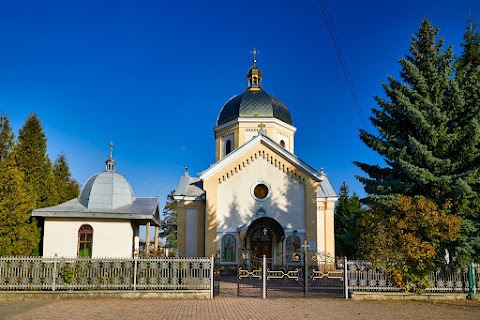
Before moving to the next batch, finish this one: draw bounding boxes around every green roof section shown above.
[216,90,293,126]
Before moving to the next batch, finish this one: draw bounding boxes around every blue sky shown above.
[1,0,479,210]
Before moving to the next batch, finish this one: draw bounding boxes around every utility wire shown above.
[317,0,380,166]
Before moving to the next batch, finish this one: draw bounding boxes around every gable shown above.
[200,134,322,184]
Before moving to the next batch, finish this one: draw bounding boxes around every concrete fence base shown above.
[0,290,211,300]
[350,292,467,301]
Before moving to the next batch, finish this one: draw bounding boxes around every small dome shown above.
[216,90,293,126]
[79,171,135,209]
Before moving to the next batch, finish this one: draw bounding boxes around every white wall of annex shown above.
[217,158,305,230]
[42,219,134,258]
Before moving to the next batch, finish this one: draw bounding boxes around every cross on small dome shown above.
[105,141,116,172]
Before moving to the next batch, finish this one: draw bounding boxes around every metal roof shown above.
[216,90,293,126]
[79,171,135,210]
[32,197,160,226]
[174,171,205,199]
[317,177,338,199]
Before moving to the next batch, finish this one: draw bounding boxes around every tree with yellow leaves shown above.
[358,195,461,291]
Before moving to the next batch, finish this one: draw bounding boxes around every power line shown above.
[317,0,380,166]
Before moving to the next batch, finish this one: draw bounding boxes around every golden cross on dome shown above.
[258,123,266,130]
[250,48,259,62]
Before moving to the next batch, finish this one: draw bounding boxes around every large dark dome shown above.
[216,90,293,126]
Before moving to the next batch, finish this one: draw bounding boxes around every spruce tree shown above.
[15,113,59,208]
[355,19,474,263]
[53,152,80,203]
[448,20,480,263]
[355,19,456,200]
[334,182,363,259]
[159,190,178,250]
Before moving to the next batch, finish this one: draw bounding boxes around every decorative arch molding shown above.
[217,148,306,185]
[245,217,285,243]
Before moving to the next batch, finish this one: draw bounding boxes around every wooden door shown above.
[251,241,272,258]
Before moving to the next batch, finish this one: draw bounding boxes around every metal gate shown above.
[236,248,345,298]
[237,250,263,297]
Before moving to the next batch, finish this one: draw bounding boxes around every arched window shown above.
[78,224,93,257]
[222,234,236,262]
[280,140,286,148]
[286,235,301,263]
[225,140,232,155]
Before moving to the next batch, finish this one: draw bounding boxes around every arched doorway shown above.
[246,217,285,259]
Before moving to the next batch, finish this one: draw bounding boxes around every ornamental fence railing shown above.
[1,255,477,299]
[0,256,213,293]
[346,260,479,293]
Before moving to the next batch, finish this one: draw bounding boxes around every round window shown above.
[251,182,271,201]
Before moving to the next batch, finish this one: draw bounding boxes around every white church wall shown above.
[43,219,134,258]
[216,158,305,231]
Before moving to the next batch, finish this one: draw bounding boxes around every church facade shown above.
[174,56,338,265]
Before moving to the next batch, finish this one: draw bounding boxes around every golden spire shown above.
[247,48,262,92]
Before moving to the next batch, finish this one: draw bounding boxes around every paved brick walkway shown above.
[1,297,479,320]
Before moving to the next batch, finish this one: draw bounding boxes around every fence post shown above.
[133,255,138,290]
[52,254,57,292]
[468,261,475,299]
[210,255,214,299]
[237,251,240,297]
[303,240,309,298]
[344,256,348,300]
[262,255,266,299]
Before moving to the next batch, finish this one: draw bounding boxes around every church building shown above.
[174,54,338,265]
[32,146,161,258]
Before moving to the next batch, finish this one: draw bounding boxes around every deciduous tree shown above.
[358,196,461,290]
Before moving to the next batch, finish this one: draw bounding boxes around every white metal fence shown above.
[0,256,213,292]
[346,260,479,293]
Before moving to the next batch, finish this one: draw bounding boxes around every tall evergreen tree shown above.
[334,182,363,259]
[15,113,59,208]
[0,155,40,256]
[355,19,455,200]
[0,114,14,163]
[0,116,40,256]
[354,19,476,263]
[159,190,177,249]
[448,20,480,262]
[53,152,80,203]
